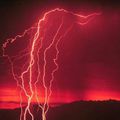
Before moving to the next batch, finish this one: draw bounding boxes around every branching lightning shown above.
[2,8,101,120]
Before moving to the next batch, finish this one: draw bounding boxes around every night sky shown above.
[0,0,120,109]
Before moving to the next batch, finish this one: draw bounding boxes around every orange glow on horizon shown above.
[86,90,120,101]
[1,87,120,109]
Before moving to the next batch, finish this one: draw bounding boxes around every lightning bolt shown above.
[2,8,101,120]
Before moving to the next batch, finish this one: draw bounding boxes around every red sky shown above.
[0,1,120,109]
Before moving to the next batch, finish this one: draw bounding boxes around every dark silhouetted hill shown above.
[1,100,120,120]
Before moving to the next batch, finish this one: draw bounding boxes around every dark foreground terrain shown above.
[0,100,120,120]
